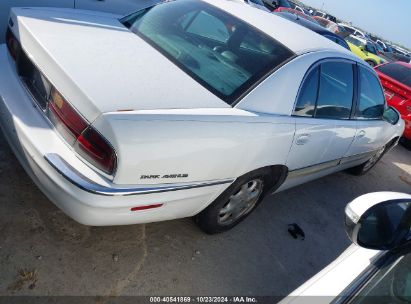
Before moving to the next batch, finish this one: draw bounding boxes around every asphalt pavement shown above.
[0,131,410,297]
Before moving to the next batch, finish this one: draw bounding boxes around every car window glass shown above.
[185,11,229,43]
[346,36,363,48]
[335,38,349,49]
[357,66,385,120]
[121,0,294,105]
[350,251,411,304]
[293,67,319,117]
[326,35,350,50]
[315,62,354,119]
[367,43,377,54]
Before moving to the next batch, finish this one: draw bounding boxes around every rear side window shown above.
[316,62,354,119]
[294,61,354,120]
[357,66,385,120]
[376,63,411,88]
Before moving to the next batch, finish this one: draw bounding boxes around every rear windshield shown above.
[376,63,411,88]
[121,0,294,105]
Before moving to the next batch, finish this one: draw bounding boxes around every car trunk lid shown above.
[9,7,229,122]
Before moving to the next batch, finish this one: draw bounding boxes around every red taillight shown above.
[76,127,117,175]
[48,88,117,175]
[49,88,88,138]
[6,27,20,61]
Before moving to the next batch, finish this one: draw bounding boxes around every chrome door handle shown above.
[295,134,311,145]
[357,130,366,138]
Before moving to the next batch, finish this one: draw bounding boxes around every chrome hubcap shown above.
[218,179,263,226]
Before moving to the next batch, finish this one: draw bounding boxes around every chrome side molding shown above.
[44,153,234,196]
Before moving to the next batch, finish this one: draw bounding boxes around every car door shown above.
[287,60,357,172]
[343,249,411,304]
[344,65,389,159]
[75,0,160,15]
[0,0,74,43]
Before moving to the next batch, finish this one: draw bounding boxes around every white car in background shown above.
[0,0,404,234]
[338,23,366,39]
[281,192,411,304]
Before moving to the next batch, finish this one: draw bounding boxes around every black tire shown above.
[195,168,273,234]
[347,145,386,176]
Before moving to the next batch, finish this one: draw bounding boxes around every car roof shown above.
[204,0,354,56]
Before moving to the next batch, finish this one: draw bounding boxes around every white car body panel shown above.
[9,7,229,122]
[94,110,295,185]
[0,1,405,226]
[280,245,381,303]
[348,192,411,221]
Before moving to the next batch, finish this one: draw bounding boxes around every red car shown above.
[375,62,411,147]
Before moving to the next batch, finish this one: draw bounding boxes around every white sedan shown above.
[0,0,404,234]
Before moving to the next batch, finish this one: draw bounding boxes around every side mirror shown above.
[383,106,400,125]
[345,192,411,250]
[359,45,366,52]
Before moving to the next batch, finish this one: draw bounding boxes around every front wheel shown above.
[195,170,269,234]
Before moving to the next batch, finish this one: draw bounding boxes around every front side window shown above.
[357,66,385,120]
[294,61,354,120]
[121,0,294,105]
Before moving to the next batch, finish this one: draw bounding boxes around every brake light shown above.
[49,88,88,139]
[75,127,117,176]
[48,88,117,175]
[6,27,20,61]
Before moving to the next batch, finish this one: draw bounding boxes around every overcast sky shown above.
[301,0,411,50]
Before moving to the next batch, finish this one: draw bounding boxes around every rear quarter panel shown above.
[92,109,295,185]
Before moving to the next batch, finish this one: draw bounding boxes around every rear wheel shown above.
[195,169,271,234]
[348,145,386,176]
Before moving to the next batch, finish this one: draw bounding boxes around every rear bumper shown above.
[0,45,230,226]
